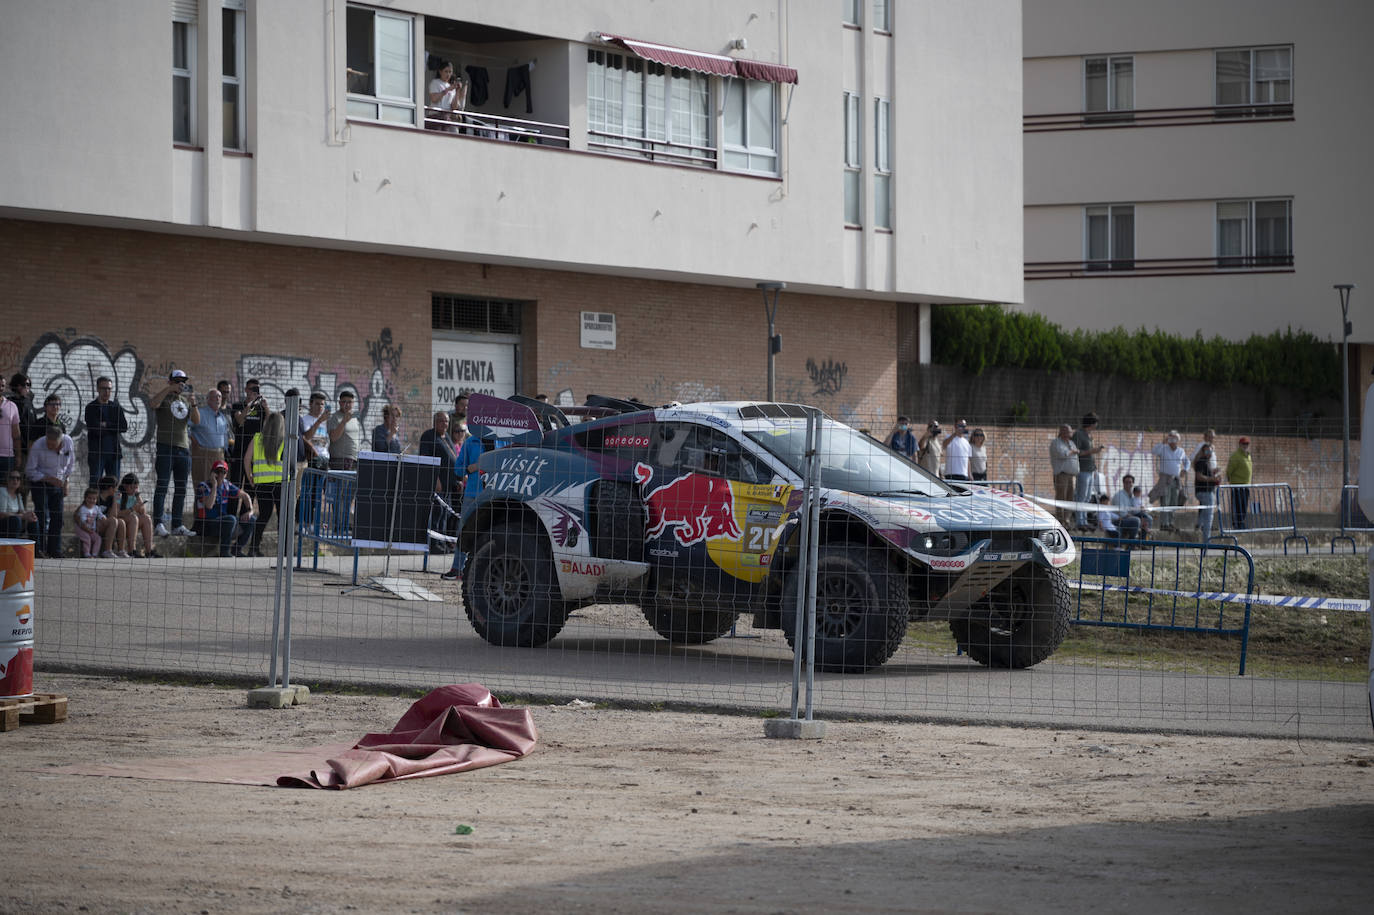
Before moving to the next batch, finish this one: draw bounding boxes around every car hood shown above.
[821,487,1059,532]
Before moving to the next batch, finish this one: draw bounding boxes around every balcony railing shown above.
[586,128,716,168]
[422,107,570,148]
[1024,102,1294,133]
[1025,254,1296,280]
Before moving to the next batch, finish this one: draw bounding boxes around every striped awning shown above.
[598,34,799,85]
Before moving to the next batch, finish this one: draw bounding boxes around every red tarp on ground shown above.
[276,684,537,789]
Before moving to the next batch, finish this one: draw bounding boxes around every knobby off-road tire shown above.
[782,543,910,673]
[462,519,569,647]
[949,564,1071,669]
[641,574,739,645]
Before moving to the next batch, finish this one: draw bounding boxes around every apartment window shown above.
[843,92,861,225]
[1084,55,1133,122]
[1085,205,1134,270]
[587,51,711,163]
[345,5,416,125]
[874,97,891,229]
[723,79,779,175]
[873,0,890,32]
[1217,199,1292,268]
[843,1,860,26]
[222,3,245,150]
[172,19,195,143]
[1217,46,1292,106]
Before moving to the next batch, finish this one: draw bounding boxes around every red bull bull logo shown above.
[635,463,743,546]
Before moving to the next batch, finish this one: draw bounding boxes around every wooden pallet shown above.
[0,693,69,732]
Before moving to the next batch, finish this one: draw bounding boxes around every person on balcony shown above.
[427,58,468,133]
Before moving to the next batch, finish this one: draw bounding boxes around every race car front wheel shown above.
[463,519,569,647]
[782,543,909,673]
[949,564,1071,669]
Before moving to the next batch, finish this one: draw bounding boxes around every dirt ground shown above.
[3,673,1372,914]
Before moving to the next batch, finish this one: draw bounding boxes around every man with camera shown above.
[151,369,199,537]
[229,378,269,486]
[942,419,973,482]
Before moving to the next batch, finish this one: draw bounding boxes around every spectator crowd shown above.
[0,366,1266,559]
[0,370,477,561]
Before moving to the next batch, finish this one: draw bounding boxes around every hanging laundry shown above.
[465,66,490,107]
[504,63,532,113]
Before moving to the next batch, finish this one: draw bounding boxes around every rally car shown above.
[456,395,1076,673]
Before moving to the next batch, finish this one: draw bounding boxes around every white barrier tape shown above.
[1028,494,1206,515]
[1075,580,1369,613]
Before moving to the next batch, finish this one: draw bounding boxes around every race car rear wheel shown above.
[463,519,568,647]
[641,574,739,644]
[782,543,909,673]
[949,564,1070,669]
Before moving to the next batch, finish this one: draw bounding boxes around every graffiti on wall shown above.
[236,355,389,430]
[22,333,152,446]
[15,328,417,480]
[805,357,848,396]
[238,327,413,431]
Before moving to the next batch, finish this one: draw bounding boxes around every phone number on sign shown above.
[436,386,496,403]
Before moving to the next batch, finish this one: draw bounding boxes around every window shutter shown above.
[172,0,198,22]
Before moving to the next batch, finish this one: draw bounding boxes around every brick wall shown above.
[1,218,898,477]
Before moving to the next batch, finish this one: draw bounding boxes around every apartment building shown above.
[1022,0,1370,385]
[0,0,1021,478]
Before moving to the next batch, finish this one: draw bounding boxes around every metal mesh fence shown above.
[17,404,1373,740]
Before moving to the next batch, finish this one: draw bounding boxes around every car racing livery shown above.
[456,395,1076,673]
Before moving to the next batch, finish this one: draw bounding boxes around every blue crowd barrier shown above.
[295,467,361,584]
[1331,484,1371,554]
[1072,536,1255,675]
[1213,482,1309,555]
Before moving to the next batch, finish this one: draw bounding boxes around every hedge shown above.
[930,305,1340,400]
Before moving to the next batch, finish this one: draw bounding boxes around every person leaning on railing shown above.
[426,57,468,133]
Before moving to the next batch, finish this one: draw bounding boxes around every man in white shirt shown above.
[327,390,362,471]
[943,420,972,482]
[1110,474,1149,539]
[301,391,331,470]
[25,421,74,558]
[1149,430,1187,530]
[1048,424,1079,527]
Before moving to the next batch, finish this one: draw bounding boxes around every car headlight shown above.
[1038,529,1067,551]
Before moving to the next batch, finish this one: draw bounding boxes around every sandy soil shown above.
[2,673,1372,914]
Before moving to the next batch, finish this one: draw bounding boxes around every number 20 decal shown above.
[746,524,778,553]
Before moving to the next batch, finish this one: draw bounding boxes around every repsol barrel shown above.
[0,539,36,699]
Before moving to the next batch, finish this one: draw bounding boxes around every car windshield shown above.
[744,418,952,496]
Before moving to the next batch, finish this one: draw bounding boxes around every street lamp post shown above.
[758,282,785,402]
[1336,284,1355,488]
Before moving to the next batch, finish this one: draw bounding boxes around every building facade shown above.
[0,0,1022,482]
[1022,0,1369,372]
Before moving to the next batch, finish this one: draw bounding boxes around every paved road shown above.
[26,554,1373,740]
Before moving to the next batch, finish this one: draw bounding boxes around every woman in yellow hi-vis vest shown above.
[245,411,285,558]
